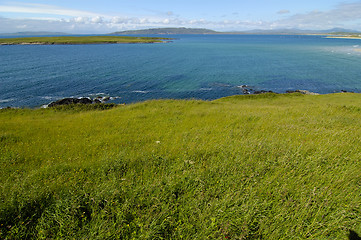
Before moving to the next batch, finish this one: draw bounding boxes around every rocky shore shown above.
[47,96,116,108]
[2,89,356,110]
[237,85,320,95]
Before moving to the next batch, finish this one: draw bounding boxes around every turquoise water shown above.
[1,34,361,107]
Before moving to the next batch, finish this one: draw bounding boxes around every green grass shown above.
[0,36,171,45]
[1,93,361,239]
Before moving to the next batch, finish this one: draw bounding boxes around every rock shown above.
[94,96,111,103]
[286,90,319,95]
[48,97,93,107]
[47,95,119,107]
[77,98,93,104]
[237,85,252,94]
[242,88,250,94]
[254,90,274,94]
[341,90,354,93]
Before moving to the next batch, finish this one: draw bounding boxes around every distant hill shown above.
[225,28,360,35]
[112,27,218,35]
[0,31,69,36]
[111,27,360,36]
[322,28,360,34]
[3,28,359,37]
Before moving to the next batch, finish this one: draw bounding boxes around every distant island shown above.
[0,36,171,45]
[0,31,69,37]
[1,27,360,37]
[326,34,361,40]
[111,27,361,35]
[112,27,218,35]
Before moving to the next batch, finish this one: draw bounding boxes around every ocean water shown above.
[1,34,361,108]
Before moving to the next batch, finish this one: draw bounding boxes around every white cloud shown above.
[274,2,361,29]
[72,17,89,24]
[1,2,361,33]
[0,3,105,18]
[91,16,104,24]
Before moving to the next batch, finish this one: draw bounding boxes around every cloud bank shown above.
[0,3,102,18]
[1,2,361,33]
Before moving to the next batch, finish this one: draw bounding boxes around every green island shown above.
[326,34,361,40]
[0,36,171,45]
[1,93,361,239]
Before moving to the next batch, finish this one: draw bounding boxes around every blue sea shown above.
[1,34,361,108]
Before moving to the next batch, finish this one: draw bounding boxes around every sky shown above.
[1,0,361,33]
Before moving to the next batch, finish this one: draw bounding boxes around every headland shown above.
[0,36,172,45]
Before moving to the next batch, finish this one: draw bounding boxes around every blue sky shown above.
[1,0,361,33]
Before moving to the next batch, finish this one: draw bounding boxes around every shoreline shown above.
[325,36,361,40]
[0,42,170,45]
[0,36,172,45]
[2,90,357,110]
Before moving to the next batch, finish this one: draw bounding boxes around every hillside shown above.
[112,27,218,35]
[1,93,361,239]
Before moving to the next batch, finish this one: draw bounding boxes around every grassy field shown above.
[0,36,170,45]
[1,93,361,239]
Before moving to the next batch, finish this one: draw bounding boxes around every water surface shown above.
[1,34,361,107]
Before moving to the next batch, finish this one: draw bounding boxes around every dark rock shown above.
[48,97,93,107]
[47,95,118,107]
[254,90,274,94]
[237,85,253,94]
[77,98,93,104]
[94,96,111,103]
[242,88,250,94]
[286,90,319,95]
[102,96,111,102]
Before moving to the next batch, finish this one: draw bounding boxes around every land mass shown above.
[0,31,69,36]
[1,93,361,239]
[0,36,171,45]
[326,34,361,40]
[1,28,360,37]
[111,27,360,35]
[112,27,218,35]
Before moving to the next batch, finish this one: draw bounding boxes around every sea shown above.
[1,34,361,108]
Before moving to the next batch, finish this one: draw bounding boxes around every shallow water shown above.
[1,34,361,107]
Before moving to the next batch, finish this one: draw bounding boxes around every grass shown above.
[0,36,171,45]
[1,93,361,239]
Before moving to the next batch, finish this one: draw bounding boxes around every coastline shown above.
[3,90,357,110]
[0,36,172,45]
[325,36,361,40]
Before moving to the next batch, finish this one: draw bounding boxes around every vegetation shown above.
[1,93,361,239]
[0,36,171,45]
[326,32,361,39]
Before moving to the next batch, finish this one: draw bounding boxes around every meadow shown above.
[0,36,170,45]
[1,93,361,239]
